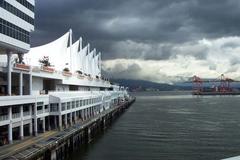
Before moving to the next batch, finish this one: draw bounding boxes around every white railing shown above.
[23,111,30,116]
[31,65,111,87]
[0,62,7,67]
[0,115,9,121]
[12,113,20,119]
[37,110,43,114]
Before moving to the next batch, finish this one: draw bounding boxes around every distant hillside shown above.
[111,79,192,91]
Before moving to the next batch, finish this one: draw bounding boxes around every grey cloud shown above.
[221,42,240,49]
[31,0,240,61]
[104,63,141,79]
[230,58,240,66]
[209,64,217,71]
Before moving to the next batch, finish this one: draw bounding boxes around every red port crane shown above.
[192,74,239,95]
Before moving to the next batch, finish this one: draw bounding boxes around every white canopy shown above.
[91,49,96,76]
[94,54,99,76]
[87,50,94,75]
[98,52,102,76]
[25,31,70,71]
[24,29,102,76]
[68,40,80,72]
[80,45,88,73]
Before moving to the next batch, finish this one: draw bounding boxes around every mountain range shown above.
[111,79,192,91]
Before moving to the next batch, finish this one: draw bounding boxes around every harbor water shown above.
[69,92,240,160]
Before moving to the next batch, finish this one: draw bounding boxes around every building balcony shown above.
[0,115,9,122]
[31,65,112,88]
[12,113,20,119]
[61,107,66,111]
[41,66,55,73]
[45,108,50,113]
[37,110,43,115]
[0,95,36,107]
[0,62,7,68]
[62,71,72,77]
[13,63,30,72]
[23,111,30,116]
[77,74,85,79]
[87,76,93,81]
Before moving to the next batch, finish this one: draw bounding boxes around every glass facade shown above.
[0,18,30,43]
[0,0,34,25]
[16,0,34,12]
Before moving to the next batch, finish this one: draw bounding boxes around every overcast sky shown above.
[32,0,240,83]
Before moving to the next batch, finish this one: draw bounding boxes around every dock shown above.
[192,91,240,96]
[0,98,136,160]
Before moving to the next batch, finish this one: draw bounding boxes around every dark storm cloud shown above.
[32,0,240,60]
[103,63,142,79]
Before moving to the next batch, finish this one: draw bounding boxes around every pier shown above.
[0,98,135,160]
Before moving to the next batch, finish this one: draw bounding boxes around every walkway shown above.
[0,131,57,159]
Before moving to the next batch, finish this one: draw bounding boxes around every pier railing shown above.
[37,110,43,115]
[23,111,30,116]
[0,115,9,121]
[12,113,20,119]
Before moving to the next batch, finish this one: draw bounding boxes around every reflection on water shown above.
[69,91,240,160]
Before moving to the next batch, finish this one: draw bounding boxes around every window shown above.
[50,104,59,112]
[61,103,66,111]
[1,1,34,25]
[0,18,30,43]
[67,102,71,110]
[16,0,34,12]
[72,101,76,108]
[76,101,79,108]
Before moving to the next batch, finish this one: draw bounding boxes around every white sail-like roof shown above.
[80,45,88,73]
[84,44,90,74]
[98,52,102,76]
[94,54,99,76]
[87,50,94,75]
[25,31,70,71]
[91,49,96,77]
[69,40,80,72]
[24,29,103,77]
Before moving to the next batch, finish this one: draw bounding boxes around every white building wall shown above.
[0,33,30,52]
[32,77,43,95]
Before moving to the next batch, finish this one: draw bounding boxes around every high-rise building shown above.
[0,0,35,53]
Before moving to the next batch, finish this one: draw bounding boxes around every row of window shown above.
[0,0,34,25]
[16,0,34,12]
[61,98,102,111]
[0,18,30,43]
